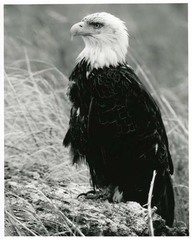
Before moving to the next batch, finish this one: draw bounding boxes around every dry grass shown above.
[4,52,90,236]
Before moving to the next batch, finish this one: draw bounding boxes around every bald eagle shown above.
[64,12,174,227]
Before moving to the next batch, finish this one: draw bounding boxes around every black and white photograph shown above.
[3,2,189,237]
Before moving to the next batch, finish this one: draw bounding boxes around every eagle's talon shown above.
[77,189,97,199]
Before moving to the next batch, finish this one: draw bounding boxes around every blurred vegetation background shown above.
[5,4,187,87]
[4,4,188,235]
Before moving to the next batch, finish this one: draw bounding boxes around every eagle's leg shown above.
[112,186,124,203]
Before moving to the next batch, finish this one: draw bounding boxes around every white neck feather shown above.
[77,32,129,69]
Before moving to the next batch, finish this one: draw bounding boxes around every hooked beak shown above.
[70,21,92,40]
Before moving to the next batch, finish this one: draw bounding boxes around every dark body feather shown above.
[64,60,174,227]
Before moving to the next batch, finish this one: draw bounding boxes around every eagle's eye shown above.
[89,22,104,29]
[94,23,103,29]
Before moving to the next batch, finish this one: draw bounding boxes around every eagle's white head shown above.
[70,12,129,69]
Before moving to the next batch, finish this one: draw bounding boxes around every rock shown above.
[4,165,189,236]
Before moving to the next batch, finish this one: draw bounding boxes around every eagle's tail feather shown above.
[156,171,175,227]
